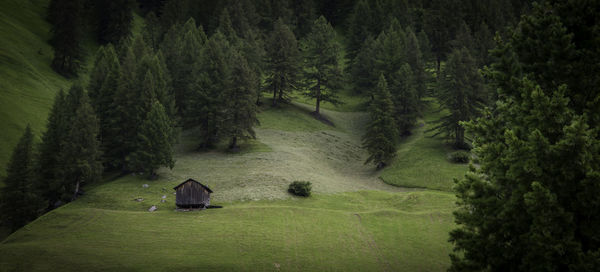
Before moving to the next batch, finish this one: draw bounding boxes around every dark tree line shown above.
[450,1,600,270]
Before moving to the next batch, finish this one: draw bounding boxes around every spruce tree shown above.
[160,18,206,117]
[61,93,103,201]
[404,27,427,98]
[188,31,232,148]
[88,45,121,168]
[143,11,163,51]
[390,64,419,135]
[37,90,68,206]
[450,2,600,270]
[429,48,485,149]
[96,0,135,44]
[346,0,373,60]
[110,47,141,169]
[129,101,175,178]
[222,52,260,150]
[50,0,84,76]
[362,74,398,169]
[0,126,43,231]
[302,16,344,115]
[350,36,378,96]
[265,18,301,106]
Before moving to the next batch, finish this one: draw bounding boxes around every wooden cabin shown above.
[173,178,213,209]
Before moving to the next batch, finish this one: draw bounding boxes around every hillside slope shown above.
[0,0,70,181]
[0,100,465,271]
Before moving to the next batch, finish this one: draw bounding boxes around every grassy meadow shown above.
[0,98,464,271]
[0,2,469,271]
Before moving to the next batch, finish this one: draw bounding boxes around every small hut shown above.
[173,178,213,209]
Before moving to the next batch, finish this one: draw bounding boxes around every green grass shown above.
[290,88,369,112]
[257,101,342,132]
[0,4,469,270]
[0,0,71,181]
[0,182,455,271]
[380,98,468,191]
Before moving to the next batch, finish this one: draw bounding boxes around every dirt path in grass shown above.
[161,105,410,202]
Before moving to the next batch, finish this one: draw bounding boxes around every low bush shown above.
[448,151,470,163]
[288,181,312,197]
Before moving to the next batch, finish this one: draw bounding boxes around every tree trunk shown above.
[456,127,465,149]
[315,79,321,115]
[436,55,441,79]
[229,136,239,152]
[72,179,80,201]
[272,85,277,106]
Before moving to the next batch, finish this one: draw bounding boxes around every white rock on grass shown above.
[161,195,166,199]
[148,205,157,212]
[142,184,149,188]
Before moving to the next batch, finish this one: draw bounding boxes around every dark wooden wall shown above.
[175,181,210,208]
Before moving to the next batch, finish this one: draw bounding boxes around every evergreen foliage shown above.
[390,63,419,135]
[37,90,69,206]
[222,52,260,150]
[301,16,343,115]
[265,18,300,106]
[49,0,84,76]
[346,0,373,60]
[61,92,103,201]
[129,101,175,178]
[362,75,398,169]
[429,47,485,149]
[190,31,233,148]
[0,126,43,231]
[450,1,600,270]
[96,0,135,44]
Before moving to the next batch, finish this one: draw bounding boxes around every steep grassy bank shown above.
[0,0,70,181]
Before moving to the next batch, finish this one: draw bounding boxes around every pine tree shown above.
[160,18,206,117]
[50,0,84,76]
[302,16,344,115]
[0,126,43,231]
[450,2,600,270]
[290,0,317,39]
[265,18,301,106]
[222,52,260,150]
[129,101,175,178]
[404,27,427,98]
[346,0,373,60]
[429,48,485,149]
[88,45,121,168]
[187,31,232,148]
[37,90,69,206]
[143,11,163,51]
[61,93,103,201]
[96,0,135,44]
[110,47,141,169]
[390,64,419,135]
[362,75,398,169]
[350,36,378,96]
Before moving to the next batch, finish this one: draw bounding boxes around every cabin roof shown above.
[173,178,213,193]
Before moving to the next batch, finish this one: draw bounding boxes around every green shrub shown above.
[448,151,470,163]
[288,181,312,197]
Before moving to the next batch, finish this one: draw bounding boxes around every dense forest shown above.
[1,0,599,270]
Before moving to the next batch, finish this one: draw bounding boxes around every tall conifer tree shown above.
[50,0,84,76]
[429,48,485,149]
[222,52,259,150]
[129,101,175,178]
[61,93,103,201]
[302,16,343,115]
[362,75,398,169]
[265,18,300,106]
[0,126,43,231]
